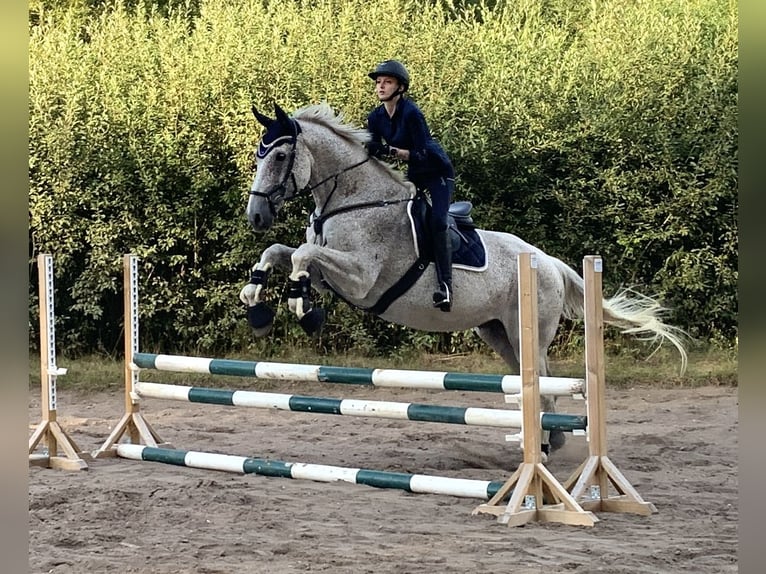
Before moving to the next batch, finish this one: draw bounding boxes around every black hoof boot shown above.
[298,307,326,336]
[246,302,275,333]
[549,429,566,452]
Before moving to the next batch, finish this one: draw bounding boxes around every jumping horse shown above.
[239,102,688,456]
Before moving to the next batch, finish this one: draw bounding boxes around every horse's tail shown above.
[552,257,689,374]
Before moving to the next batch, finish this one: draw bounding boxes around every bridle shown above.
[249,117,410,229]
[248,118,304,217]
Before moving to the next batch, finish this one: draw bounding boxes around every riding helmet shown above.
[368,60,410,91]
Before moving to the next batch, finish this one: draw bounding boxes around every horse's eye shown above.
[275,151,287,161]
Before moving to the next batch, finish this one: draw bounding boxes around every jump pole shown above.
[132,380,587,431]
[562,256,657,515]
[93,254,169,458]
[131,353,584,397]
[472,252,598,527]
[117,444,510,501]
[28,253,89,471]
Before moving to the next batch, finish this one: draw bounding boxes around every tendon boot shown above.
[432,229,453,312]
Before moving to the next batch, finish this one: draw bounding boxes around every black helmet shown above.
[368,60,410,91]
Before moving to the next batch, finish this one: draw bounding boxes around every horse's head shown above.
[247,104,312,231]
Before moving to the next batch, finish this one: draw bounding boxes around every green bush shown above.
[29,0,737,358]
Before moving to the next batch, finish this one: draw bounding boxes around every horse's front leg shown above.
[286,243,375,335]
[239,243,297,336]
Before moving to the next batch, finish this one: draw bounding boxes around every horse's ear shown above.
[251,105,274,128]
[274,103,291,126]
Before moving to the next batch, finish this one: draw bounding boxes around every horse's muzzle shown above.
[247,193,277,231]
[248,210,273,232]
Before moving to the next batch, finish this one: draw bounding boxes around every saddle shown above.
[410,191,486,269]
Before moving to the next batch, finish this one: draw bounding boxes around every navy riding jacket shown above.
[366,97,453,187]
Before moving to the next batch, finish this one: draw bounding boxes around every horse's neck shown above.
[305,135,412,250]
[308,143,410,212]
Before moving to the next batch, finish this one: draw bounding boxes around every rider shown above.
[365,59,456,312]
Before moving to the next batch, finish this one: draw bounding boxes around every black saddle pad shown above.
[449,225,487,269]
[409,195,487,270]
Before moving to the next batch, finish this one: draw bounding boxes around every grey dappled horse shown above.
[239,103,688,456]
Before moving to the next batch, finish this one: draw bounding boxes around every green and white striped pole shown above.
[117,444,510,500]
[132,352,584,397]
[135,381,587,431]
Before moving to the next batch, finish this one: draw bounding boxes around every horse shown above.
[238,102,688,457]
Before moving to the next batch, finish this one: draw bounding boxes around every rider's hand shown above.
[389,147,410,161]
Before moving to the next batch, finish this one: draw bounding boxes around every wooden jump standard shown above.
[29,253,89,471]
[473,255,656,524]
[472,252,597,526]
[92,255,169,457]
[562,256,657,515]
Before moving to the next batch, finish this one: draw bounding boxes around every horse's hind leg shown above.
[538,316,566,453]
[474,319,520,372]
[474,320,557,456]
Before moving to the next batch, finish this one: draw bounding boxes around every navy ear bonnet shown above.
[255,105,302,159]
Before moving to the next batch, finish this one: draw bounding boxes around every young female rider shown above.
[365,59,456,312]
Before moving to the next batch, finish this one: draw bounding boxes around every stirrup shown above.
[432,285,452,312]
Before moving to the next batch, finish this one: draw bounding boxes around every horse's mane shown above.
[292,102,408,184]
[292,102,371,145]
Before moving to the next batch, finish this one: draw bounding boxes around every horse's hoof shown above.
[247,303,275,334]
[549,430,566,452]
[298,307,326,336]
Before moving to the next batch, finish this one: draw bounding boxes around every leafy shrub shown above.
[29,0,737,358]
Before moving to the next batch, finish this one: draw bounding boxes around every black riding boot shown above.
[432,229,453,312]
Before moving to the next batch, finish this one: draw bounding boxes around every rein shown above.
[311,196,411,236]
